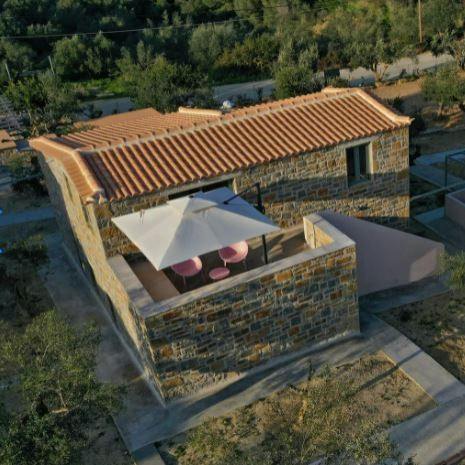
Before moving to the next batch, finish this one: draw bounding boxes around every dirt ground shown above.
[158,352,435,465]
[374,78,465,155]
[383,291,465,384]
[0,186,50,213]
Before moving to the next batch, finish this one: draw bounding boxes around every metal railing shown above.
[444,151,465,188]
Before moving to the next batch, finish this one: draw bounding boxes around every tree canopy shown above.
[0,0,463,90]
[0,311,122,465]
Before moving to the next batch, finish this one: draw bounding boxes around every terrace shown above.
[126,225,307,301]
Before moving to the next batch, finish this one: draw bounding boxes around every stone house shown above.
[30,87,412,403]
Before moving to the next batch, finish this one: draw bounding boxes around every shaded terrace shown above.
[125,225,307,301]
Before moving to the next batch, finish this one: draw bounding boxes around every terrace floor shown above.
[127,226,307,302]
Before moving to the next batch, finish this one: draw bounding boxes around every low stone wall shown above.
[114,215,359,399]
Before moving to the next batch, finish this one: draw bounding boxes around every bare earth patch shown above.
[158,352,435,465]
[383,291,465,383]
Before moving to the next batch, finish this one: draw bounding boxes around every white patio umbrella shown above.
[112,187,280,270]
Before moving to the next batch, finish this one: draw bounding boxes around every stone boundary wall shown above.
[94,128,409,257]
[112,215,360,399]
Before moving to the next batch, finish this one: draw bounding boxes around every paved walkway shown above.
[390,395,465,465]
[0,205,55,227]
[415,149,465,166]
[410,164,464,188]
[415,208,465,251]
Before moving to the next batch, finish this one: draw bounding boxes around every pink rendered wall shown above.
[320,211,444,296]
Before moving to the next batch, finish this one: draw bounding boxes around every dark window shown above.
[346,144,370,186]
[168,178,233,200]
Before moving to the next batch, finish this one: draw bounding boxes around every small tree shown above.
[5,71,80,136]
[0,311,122,465]
[421,65,465,116]
[118,53,212,112]
[189,23,238,73]
[274,64,322,99]
[431,31,465,70]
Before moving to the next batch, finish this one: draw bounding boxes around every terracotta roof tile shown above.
[30,88,411,203]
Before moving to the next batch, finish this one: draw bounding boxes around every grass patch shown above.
[158,353,434,465]
[383,291,465,384]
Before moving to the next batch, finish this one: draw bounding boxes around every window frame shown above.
[345,140,373,187]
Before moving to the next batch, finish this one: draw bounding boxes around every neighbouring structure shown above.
[30,87,414,402]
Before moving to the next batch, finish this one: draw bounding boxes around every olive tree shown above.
[0,311,122,465]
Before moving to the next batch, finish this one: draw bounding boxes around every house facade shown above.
[30,88,411,401]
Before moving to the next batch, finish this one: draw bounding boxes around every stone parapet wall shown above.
[140,215,359,399]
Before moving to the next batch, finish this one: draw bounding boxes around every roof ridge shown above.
[93,88,360,153]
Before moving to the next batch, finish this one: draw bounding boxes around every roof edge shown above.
[351,88,413,126]
[30,136,107,204]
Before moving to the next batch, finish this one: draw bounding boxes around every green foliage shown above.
[274,65,322,99]
[421,65,465,116]
[189,23,239,72]
[431,31,465,70]
[0,311,123,465]
[118,53,212,112]
[53,33,115,80]
[178,365,402,465]
[322,3,402,77]
[217,33,279,76]
[0,235,49,321]
[422,0,463,38]
[441,251,465,289]
[0,40,36,83]
[5,71,80,136]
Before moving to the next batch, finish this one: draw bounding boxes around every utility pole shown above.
[418,0,423,44]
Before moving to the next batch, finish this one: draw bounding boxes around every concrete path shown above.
[360,275,449,314]
[415,207,465,251]
[415,149,465,166]
[390,395,465,465]
[0,205,55,227]
[410,164,464,187]
[116,313,465,452]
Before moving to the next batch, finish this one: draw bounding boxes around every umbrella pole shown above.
[262,234,268,264]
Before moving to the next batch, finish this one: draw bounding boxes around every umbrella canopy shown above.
[112,187,280,270]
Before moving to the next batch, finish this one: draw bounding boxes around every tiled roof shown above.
[30,88,411,203]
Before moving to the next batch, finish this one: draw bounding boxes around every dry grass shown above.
[158,352,435,465]
[383,291,465,384]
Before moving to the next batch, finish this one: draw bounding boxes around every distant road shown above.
[82,51,454,117]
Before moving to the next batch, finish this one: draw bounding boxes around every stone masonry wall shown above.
[234,127,410,228]
[144,233,359,399]
[38,154,163,399]
[95,127,409,256]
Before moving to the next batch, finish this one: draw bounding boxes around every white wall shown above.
[320,211,444,296]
